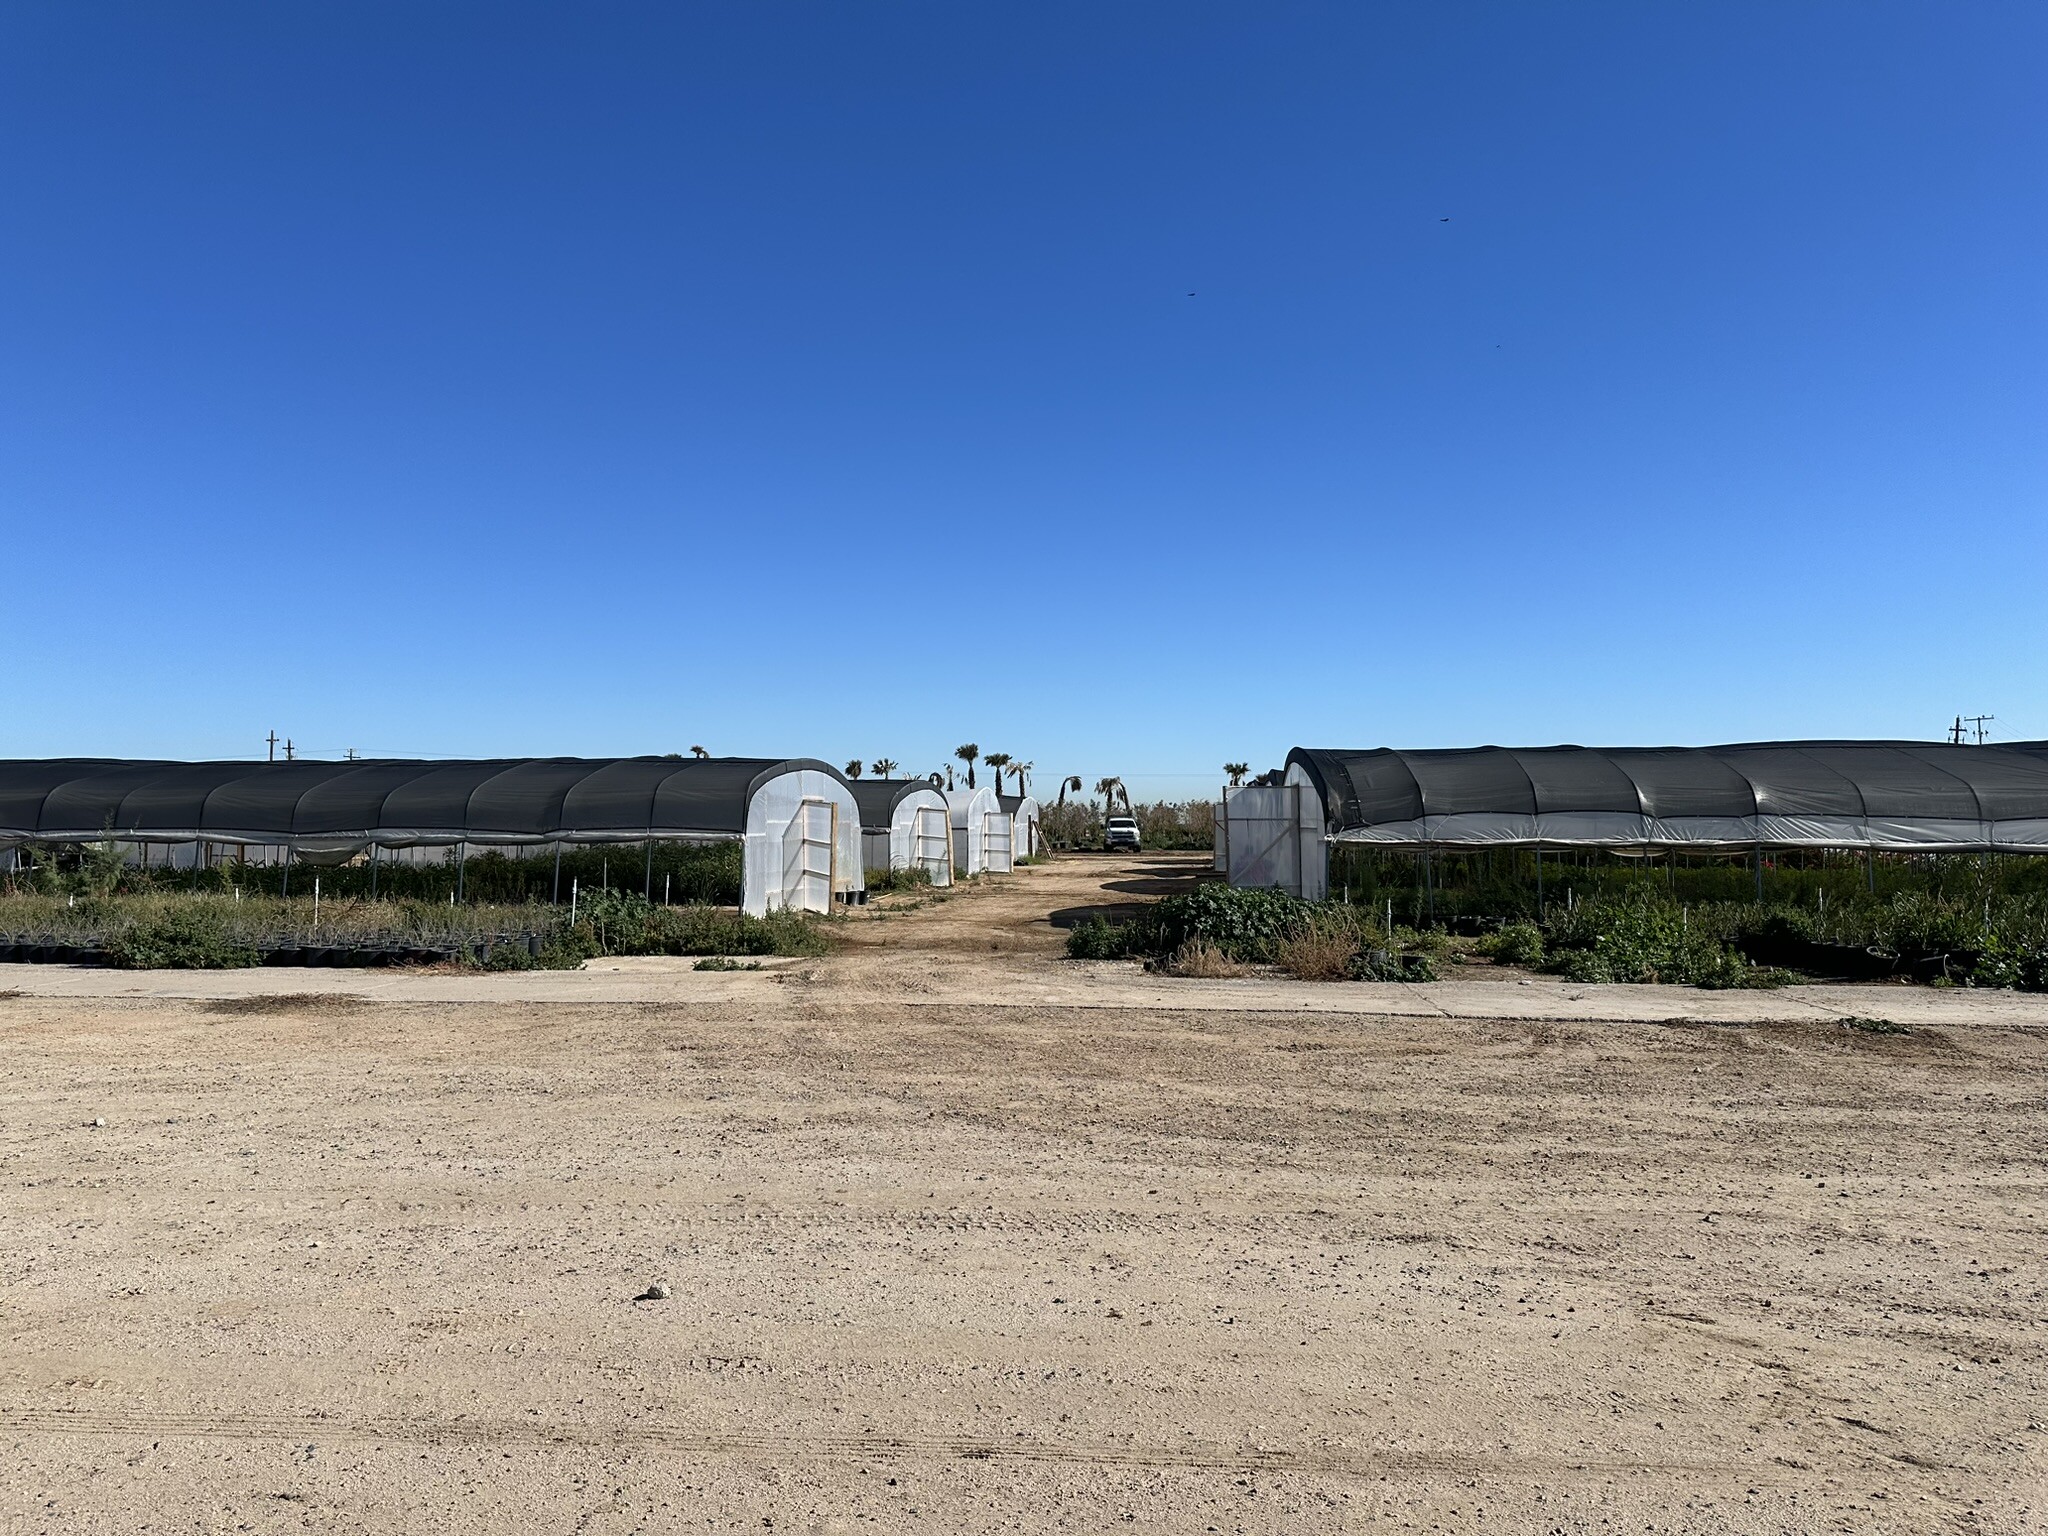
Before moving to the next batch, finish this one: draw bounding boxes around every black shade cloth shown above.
[1285,742,2048,851]
[0,757,847,846]
[847,778,943,830]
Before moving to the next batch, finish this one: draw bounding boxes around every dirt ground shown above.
[2,852,2043,1534]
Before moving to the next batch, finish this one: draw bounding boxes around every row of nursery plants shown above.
[0,886,830,971]
[2,841,745,906]
[1068,882,2048,991]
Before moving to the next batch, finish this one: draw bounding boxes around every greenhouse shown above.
[999,794,1042,859]
[0,756,863,917]
[848,778,953,885]
[1224,741,2048,901]
[946,785,1012,876]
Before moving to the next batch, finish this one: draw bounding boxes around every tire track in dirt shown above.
[0,1194,1442,1241]
[0,1406,1797,1483]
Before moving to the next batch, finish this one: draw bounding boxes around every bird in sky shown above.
[1440,216,1450,222]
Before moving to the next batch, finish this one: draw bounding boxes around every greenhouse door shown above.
[780,798,838,913]
[912,807,951,881]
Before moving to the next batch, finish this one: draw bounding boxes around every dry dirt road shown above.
[2,853,2043,1534]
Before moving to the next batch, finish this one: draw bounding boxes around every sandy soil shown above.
[2,853,2043,1533]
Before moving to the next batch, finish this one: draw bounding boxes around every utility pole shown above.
[285,739,296,762]
[266,730,279,762]
[1950,715,1994,745]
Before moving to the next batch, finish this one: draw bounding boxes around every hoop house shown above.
[849,779,953,885]
[998,795,1041,859]
[0,756,863,917]
[946,785,1012,875]
[1223,741,2048,899]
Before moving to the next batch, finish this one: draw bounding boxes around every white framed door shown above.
[780,798,838,912]
[912,806,951,882]
[982,813,1014,874]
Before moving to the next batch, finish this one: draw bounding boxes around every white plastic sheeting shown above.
[1328,812,2048,852]
[1002,796,1041,859]
[1220,775,1327,900]
[868,785,953,885]
[946,786,1012,876]
[741,768,863,916]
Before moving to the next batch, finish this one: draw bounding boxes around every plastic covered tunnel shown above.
[0,757,863,916]
[1283,742,2048,852]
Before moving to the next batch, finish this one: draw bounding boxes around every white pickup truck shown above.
[1103,815,1141,851]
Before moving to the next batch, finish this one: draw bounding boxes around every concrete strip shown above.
[3,956,2043,1026]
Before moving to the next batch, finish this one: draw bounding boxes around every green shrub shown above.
[1066,917,1137,960]
[1146,884,1311,963]
[1343,949,1439,982]
[1480,920,1545,968]
[1970,934,2048,991]
[108,909,261,970]
[561,889,830,960]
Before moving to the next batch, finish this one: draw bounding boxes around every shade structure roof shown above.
[0,757,847,848]
[847,778,945,830]
[1286,742,2048,853]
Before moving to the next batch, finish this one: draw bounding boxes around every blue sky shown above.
[3,3,2042,800]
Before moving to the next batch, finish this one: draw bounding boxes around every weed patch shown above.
[1155,940,1244,978]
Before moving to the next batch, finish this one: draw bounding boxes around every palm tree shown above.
[1095,776,1127,816]
[955,743,979,789]
[1012,761,1033,796]
[1056,774,1082,805]
[984,752,1012,795]
[689,745,708,759]
[845,759,863,778]
[872,758,898,778]
[1224,762,1249,788]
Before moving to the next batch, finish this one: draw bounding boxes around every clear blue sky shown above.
[4,3,2042,800]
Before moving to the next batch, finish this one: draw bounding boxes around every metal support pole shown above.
[1866,849,1875,892]
[1423,848,1435,923]
[369,843,378,900]
[553,845,563,905]
[1535,845,1544,918]
[1753,843,1764,901]
[643,838,654,901]
[457,842,467,904]
[281,846,290,900]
